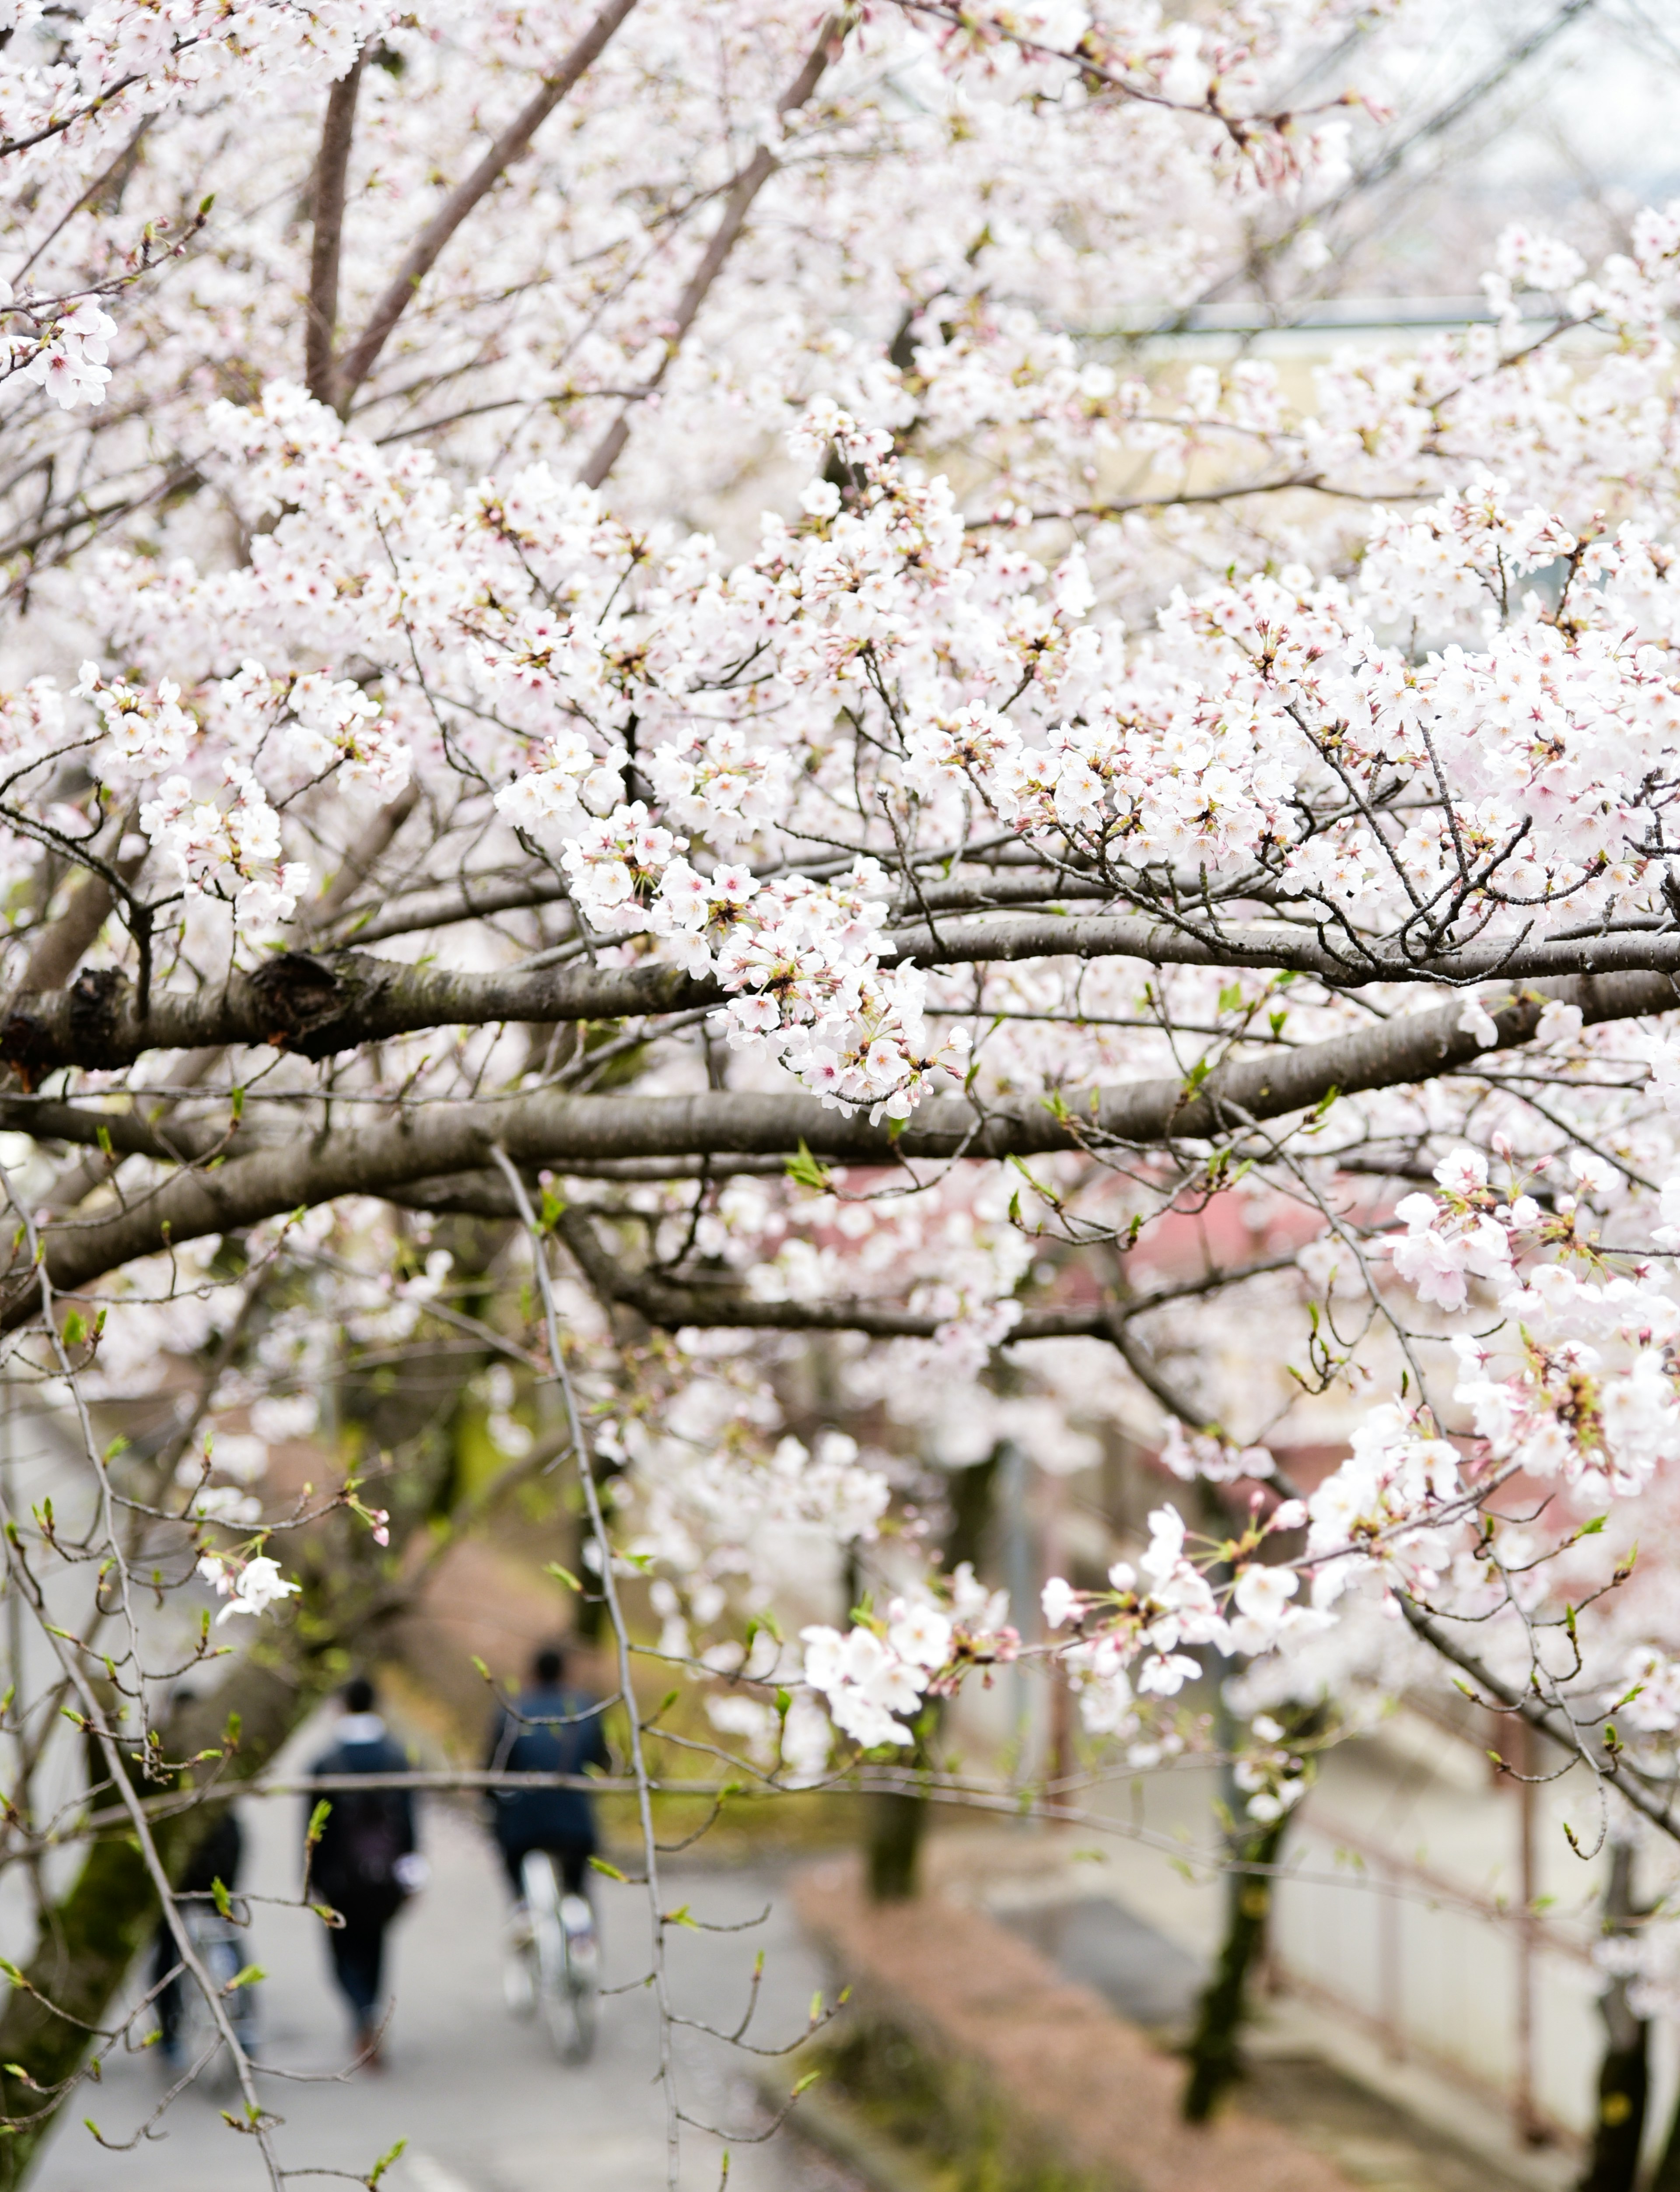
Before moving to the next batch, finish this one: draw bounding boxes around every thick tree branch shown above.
[17,873,116,996]
[551,1204,1300,1345]
[330,866,567,945]
[0,947,713,1080]
[7,919,1680,1081]
[876,913,1680,988]
[9,968,1670,1320]
[298,785,420,939]
[329,863,1113,948]
[331,0,642,411]
[10,836,147,1004]
[577,12,847,489]
[303,52,368,405]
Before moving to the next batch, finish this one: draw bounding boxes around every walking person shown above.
[306,1675,423,2064]
[153,1803,244,2066]
[485,1643,611,1901]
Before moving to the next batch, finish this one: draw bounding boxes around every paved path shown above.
[32,1732,858,2192]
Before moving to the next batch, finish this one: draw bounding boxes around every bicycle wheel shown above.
[520,1853,597,2063]
[520,1853,570,2062]
[557,1895,598,2064]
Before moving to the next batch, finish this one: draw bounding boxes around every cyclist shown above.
[484,1644,610,1908]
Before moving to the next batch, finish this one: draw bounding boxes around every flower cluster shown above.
[139,766,309,927]
[196,1550,300,1624]
[10,296,116,410]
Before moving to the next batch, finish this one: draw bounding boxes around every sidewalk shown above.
[31,1717,859,2192]
[934,1825,1578,2192]
[795,1852,1358,2192]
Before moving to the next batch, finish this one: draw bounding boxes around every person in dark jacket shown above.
[485,1644,610,1898]
[307,1676,422,2062]
[153,1805,243,2064]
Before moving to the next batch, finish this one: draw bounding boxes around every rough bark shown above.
[1,933,1672,1084]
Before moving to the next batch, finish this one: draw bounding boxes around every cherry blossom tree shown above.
[1,0,1680,2182]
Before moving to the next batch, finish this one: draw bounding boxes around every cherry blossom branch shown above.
[1396,1598,1680,1844]
[330,0,644,410]
[576,10,851,489]
[889,0,1353,143]
[551,1202,1300,1347]
[0,72,154,164]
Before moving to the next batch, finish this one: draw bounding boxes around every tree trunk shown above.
[1577,1843,1648,2192]
[864,1446,1000,1904]
[866,1733,935,1903]
[1181,1807,1292,2122]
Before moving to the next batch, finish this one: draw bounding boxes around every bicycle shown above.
[510,1849,598,2062]
[171,1901,258,2094]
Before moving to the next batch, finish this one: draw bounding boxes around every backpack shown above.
[320,1787,410,1916]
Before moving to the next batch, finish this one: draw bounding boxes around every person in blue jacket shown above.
[484,1644,610,1899]
[307,1676,423,2063]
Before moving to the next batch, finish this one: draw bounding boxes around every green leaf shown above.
[306,1799,332,1848]
[543,1562,581,1592]
[368,2137,409,2186]
[784,1140,832,1193]
[212,1877,232,1919]
[790,2070,823,2098]
[227,1964,265,1991]
[588,1855,627,1882]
